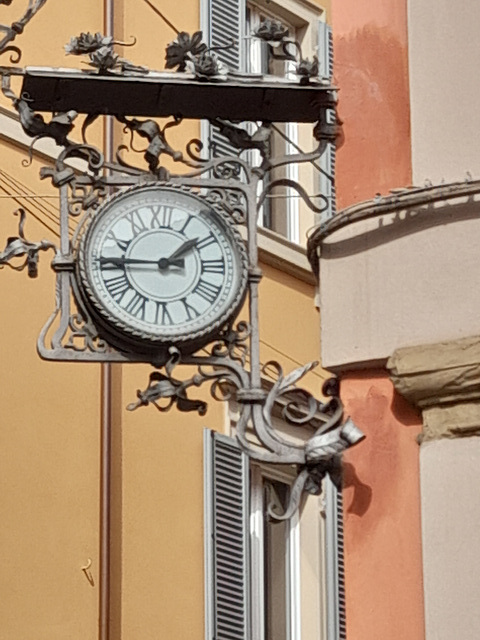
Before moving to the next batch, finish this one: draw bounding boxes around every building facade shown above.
[3,1,476,639]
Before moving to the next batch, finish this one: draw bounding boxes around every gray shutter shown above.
[318,140,337,221]
[209,0,245,71]
[204,430,250,640]
[317,21,336,221]
[202,0,246,158]
[325,465,346,640]
[317,21,334,80]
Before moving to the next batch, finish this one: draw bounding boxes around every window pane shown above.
[264,480,289,640]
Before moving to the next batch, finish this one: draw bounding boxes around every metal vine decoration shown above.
[128,346,365,520]
[0,208,55,277]
[252,18,320,85]
[0,0,49,63]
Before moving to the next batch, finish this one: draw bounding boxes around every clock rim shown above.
[74,183,249,353]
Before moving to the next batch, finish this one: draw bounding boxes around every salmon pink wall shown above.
[340,373,425,640]
[332,1,412,209]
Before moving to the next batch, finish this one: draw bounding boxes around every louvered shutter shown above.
[204,430,250,640]
[202,0,246,158]
[325,465,346,640]
[317,21,336,222]
[317,21,334,80]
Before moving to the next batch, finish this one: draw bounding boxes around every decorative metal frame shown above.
[0,12,364,519]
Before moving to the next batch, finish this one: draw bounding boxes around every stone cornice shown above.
[387,336,480,441]
[307,178,480,278]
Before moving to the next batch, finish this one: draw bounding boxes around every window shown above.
[201,0,336,245]
[204,430,345,640]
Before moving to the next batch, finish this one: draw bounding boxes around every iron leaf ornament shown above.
[253,18,290,45]
[0,208,56,277]
[253,17,321,85]
[165,30,230,81]
[65,31,147,75]
[65,32,115,55]
[165,31,207,72]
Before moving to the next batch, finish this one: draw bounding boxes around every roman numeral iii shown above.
[201,258,225,274]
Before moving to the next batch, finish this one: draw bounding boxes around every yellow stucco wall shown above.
[0,1,326,638]
[0,2,103,638]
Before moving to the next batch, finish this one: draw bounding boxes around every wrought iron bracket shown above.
[0,13,363,520]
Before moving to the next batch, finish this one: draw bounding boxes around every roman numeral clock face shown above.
[76,186,248,354]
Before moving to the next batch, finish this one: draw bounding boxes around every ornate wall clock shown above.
[74,184,249,356]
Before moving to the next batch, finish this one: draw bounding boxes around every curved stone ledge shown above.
[388,336,480,441]
[307,179,480,370]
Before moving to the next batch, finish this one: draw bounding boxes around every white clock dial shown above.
[76,185,248,352]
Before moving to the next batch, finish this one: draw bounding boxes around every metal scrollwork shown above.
[0,208,56,277]
[64,313,110,354]
[210,321,251,366]
[127,348,209,415]
[204,188,248,224]
[15,96,78,159]
[116,115,200,173]
[129,347,364,521]
[258,178,329,215]
[67,181,108,216]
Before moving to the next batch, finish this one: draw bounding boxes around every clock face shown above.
[76,185,248,351]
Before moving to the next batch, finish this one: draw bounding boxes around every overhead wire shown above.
[0,169,79,238]
[140,0,180,35]
[0,174,60,238]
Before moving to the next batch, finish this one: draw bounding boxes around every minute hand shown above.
[99,257,160,266]
[166,237,199,262]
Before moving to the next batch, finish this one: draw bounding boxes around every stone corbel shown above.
[387,336,480,442]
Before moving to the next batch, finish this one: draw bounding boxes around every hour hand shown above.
[165,237,199,262]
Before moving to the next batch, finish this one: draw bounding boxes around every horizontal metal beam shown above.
[21,67,336,122]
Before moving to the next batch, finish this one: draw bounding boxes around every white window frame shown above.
[201,0,332,245]
[245,3,299,242]
[250,464,303,640]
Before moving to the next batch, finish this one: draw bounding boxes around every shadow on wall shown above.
[343,462,372,517]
